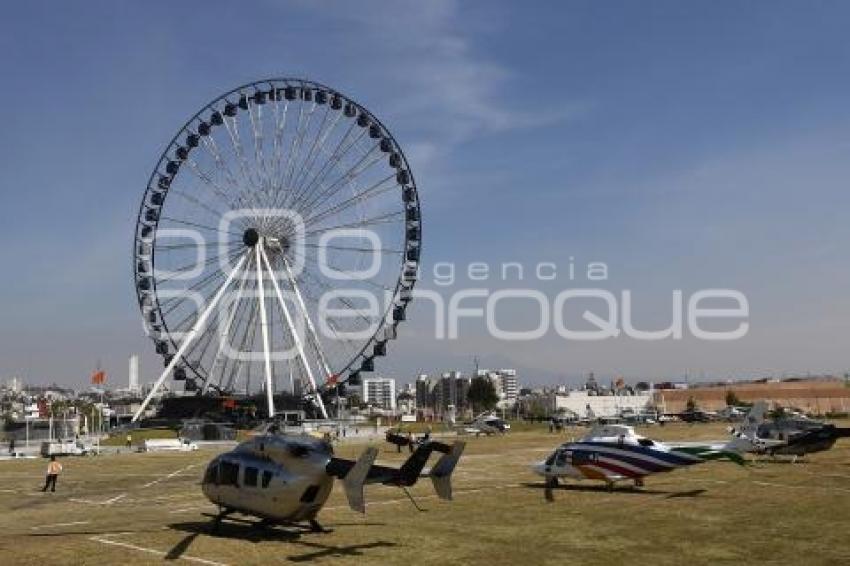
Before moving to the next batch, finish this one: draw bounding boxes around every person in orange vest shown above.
[41,456,63,492]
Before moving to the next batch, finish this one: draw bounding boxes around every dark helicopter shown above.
[201,432,465,532]
[730,401,850,460]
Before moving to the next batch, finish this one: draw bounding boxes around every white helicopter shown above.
[459,412,511,436]
[532,423,744,499]
[201,431,465,532]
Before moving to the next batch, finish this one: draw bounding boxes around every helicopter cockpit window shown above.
[219,461,239,486]
[554,450,570,466]
[244,466,258,488]
[203,462,218,485]
[262,470,272,488]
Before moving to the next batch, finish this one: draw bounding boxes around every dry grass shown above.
[1,422,848,565]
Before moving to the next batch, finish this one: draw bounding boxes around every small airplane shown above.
[531,424,743,500]
[460,412,511,436]
[729,401,850,461]
[201,432,465,532]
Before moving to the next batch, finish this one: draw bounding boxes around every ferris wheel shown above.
[132,78,421,420]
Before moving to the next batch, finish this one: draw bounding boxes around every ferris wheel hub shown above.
[242,228,260,247]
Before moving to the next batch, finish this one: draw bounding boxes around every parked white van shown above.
[142,438,199,452]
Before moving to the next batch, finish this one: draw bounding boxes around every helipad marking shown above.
[142,463,198,489]
[69,493,127,505]
[89,533,228,566]
[752,480,850,494]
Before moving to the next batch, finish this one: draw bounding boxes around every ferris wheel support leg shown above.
[255,242,276,419]
[282,256,333,383]
[133,253,249,422]
[260,246,329,420]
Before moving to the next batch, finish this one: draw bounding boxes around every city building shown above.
[475,369,519,409]
[396,383,416,415]
[361,377,396,411]
[128,354,140,395]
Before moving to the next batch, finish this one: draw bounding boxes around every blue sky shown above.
[2,1,850,388]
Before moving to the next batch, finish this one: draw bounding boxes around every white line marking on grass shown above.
[142,464,199,489]
[89,534,228,566]
[752,480,850,494]
[32,521,90,530]
[170,506,209,514]
[69,493,127,505]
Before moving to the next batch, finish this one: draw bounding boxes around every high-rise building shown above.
[415,374,434,408]
[476,368,519,408]
[362,377,396,410]
[129,355,140,394]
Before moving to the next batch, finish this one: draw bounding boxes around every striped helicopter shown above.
[531,424,744,500]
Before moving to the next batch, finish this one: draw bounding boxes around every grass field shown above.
[1,422,848,565]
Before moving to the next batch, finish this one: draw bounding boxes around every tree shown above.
[725,390,741,407]
[467,377,499,414]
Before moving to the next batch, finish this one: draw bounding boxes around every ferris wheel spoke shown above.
[289,246,399,291]
[154,245,243,286]
[300,210,405,239]
[277,100,307,208]
[168,187,241,229]
[246,97,273,191]
[295,266,380,325]
[223,109,264,192]
[200,135,242,188]
[203,267,252,394]
[296,142,384,216]
[282,100,318,195]
[269,92,290,195]
[155,239,240,252]
[290,128,369,214]
[300,172,398,227]
[158,259,243,319]
[284,120,359,212]
[223,282,259,393]
[158,215,244,237]
[182,309,223,377]
[300,241,404,255]
[220,280,257,386]
[281,256,334,382]
[293,281,370,370]
[290,104,335,191]
[182,156,245,212]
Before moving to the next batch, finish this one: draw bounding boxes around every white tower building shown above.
[129,355,140,394]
